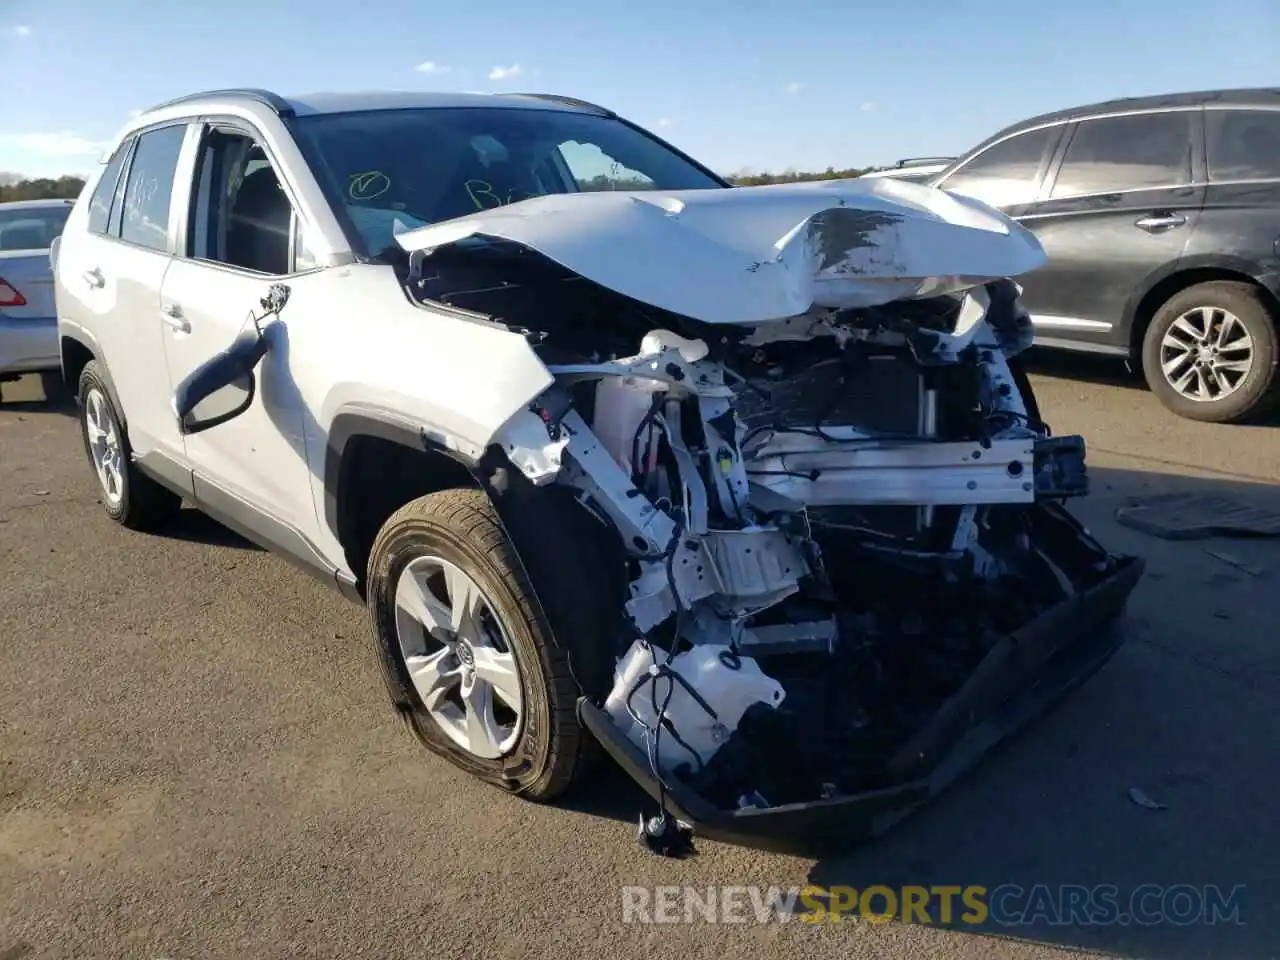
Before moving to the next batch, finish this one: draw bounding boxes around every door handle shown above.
[161,303,190,333]
[1134,212,1187,234]
[82,267,104,289]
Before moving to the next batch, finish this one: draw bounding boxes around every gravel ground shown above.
[1,355,1278,960]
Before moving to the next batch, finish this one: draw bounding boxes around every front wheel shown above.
[365,487,613,801]
[1141,281,1280,423]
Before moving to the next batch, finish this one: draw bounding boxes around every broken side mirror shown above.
[173,283,290,436]
[173,321,272,436]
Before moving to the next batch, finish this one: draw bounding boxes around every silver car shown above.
[0,198,74,392]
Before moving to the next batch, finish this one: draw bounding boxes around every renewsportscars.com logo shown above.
[620,884,1247,926]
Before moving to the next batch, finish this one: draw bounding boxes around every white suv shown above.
[55,89,1142,850]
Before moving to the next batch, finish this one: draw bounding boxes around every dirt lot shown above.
[2,354,1279,960]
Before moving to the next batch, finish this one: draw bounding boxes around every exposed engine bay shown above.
[392,182,1141,843]
[399,246,1127,818]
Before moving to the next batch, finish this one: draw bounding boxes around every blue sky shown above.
[2,0,1277,179]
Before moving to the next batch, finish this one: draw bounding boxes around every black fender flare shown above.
[322,406,492,542]
[59,326,128,429]
[1120,254,1280,347]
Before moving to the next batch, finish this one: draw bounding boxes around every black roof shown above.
[968,87,1280,156]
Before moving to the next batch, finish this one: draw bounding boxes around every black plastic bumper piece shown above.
[577,554,1144,856]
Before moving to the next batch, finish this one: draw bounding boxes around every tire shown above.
[76,361,182,530]
[1141,281,1280,423]
[366,486,618,802]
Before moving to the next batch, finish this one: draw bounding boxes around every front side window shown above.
[937,126,1056,208]
[119,124,188,252]
[1051,112,1192,199]
[188,128,298,275]
[0,205,71,251]
[1207,109,1280,182]
[87,143,130,236]
[288,107,724,257]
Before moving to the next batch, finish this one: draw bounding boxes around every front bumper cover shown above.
[578,553,1144,855]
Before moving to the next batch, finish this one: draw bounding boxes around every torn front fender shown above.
[395,178,1047,326]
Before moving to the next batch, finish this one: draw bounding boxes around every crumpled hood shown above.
[395,177,1047,325]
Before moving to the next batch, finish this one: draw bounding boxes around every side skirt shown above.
[133,449,363,604]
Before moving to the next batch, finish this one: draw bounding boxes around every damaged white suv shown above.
[55,89,1143,852]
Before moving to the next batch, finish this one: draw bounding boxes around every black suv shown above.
[931,88,1280,423]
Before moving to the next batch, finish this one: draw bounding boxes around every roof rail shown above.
[895,156,956,168]
[142,88,294,117]
[508,93,614,116]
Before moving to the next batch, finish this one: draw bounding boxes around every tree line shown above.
[1,164,885,205]
[0,175,87,203]
[727,165,876,185]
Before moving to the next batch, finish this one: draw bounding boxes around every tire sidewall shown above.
[367,512,557,791]
[1142,284,1279,422]
[77,366,130,522]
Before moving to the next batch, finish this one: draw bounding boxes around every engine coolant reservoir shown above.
[603,639,786,775]
[593,329,709,475]
[593,377,664,475]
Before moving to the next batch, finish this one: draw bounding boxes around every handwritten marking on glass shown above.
[348,171,392,201]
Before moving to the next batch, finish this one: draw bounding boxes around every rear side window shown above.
[1207,109,1280,182]
[0,206,71,251]
[87,143,130,235]
[937,126,1056,208]
[119,124,188,253]
[1051,112,1192,199]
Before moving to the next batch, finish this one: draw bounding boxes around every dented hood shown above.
[394,178,1047,325]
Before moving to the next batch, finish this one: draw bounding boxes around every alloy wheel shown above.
[84,388,125,507]
[393,555,524,759]
[1158,306,1255,403]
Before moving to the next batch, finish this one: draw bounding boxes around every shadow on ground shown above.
[1021,347,1146,392]
[160,506,261,551]
[1022,348,1280,429]
[563,465,1280,959]
[0,374,77,417]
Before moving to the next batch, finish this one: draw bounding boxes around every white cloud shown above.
[488,63,522,81]
[655,117,673,129]
[12,24,31,37]
[859,101,878,112]
[414,61,451,74]
[785,82,802,95]
[1,131,109,157]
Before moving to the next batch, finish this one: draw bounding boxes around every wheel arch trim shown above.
[59,323,126,425]
[323,404,481,543]
[1124,255,1280,357]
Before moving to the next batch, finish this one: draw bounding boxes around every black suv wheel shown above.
[1141,281,1280,423]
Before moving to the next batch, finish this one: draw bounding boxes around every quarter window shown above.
[937,126,1056,208]
[1207,109,1280,182]
[87,143,131,236]
[1051,113,1192,199]
[119,125,188,252]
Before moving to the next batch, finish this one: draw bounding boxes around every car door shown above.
[1013,109,1206,352]
[53,124,190,458]
[1191,107,1280,278]
[159,120,320,541]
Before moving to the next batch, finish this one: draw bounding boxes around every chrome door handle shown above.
[161,303,190,333]
[82,267,104,289]
[1135,213,1187,233]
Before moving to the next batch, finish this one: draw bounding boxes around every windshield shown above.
[288,107,726,258]
[0,205,71,251]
